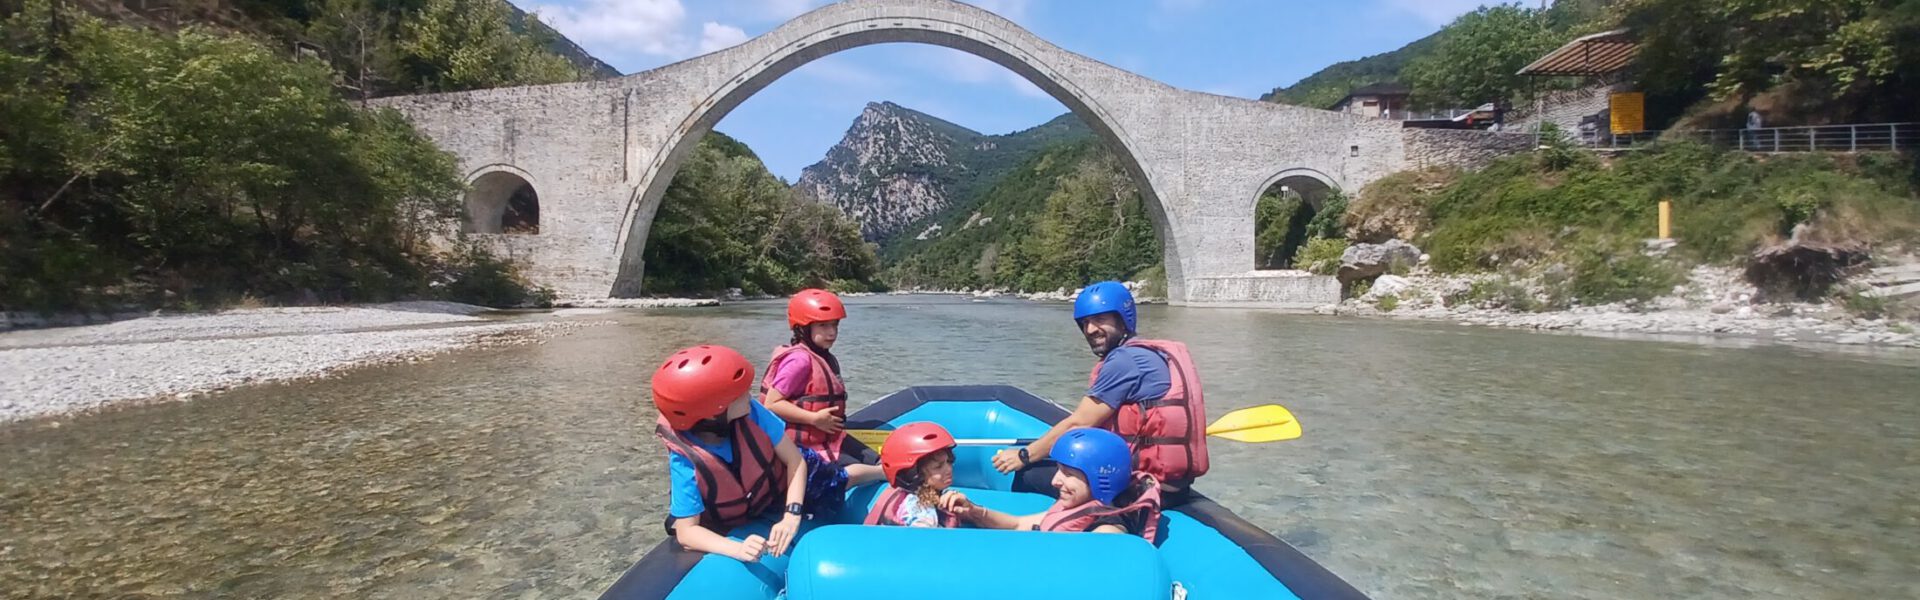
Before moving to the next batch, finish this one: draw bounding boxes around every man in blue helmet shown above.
[991,281,1209,503]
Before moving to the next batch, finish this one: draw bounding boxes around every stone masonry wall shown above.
[1402,129,1538,171]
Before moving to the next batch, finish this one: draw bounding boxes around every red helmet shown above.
[788,289,847,328]
[650,345,754,430]
[879,422,956,487]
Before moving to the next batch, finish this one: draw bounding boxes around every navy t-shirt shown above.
[1086,345,1173,408]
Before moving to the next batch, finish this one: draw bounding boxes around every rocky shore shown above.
[1319,266,1919,348]
[0,303,590,424]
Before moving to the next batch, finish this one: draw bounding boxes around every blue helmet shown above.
[1073,281,1137,333]
[1051,427,1132,504]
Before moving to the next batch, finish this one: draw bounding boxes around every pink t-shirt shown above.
[767,351,815,399]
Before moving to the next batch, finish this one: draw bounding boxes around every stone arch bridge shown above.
[374,0,1525,306]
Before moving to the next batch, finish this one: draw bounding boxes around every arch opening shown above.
[610,19,1175,298]
[465,171,540,235]
[1252,174,1336,270]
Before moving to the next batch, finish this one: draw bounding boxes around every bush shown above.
[1376,293,1400,312]
[1297,238,1349,275]
[1556,237,1686,306]
[434,242,554,307]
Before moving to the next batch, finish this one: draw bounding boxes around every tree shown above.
[1621,0,1920,123]
[395,0,578,93]
[1404,5,1569,117]
[306,0,400,103]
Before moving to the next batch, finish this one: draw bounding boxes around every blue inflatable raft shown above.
[599,385,1368,600]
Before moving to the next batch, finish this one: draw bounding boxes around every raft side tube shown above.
[785,525,1174,600]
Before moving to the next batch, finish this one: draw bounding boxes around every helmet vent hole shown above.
[700,355,711,365]
[677,359,689,369]
[672,410,686,416]
[732,368,745,380]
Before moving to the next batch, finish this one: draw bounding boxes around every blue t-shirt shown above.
[1087,345,1173,409]
[668,401,789,519]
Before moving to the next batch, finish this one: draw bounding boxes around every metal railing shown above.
[1571,123,1920,152]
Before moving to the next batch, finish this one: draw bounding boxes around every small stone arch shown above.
[1251,168,1340,270]
[464,166,540,235]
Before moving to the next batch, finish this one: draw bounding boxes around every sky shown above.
[522,0,1494,181]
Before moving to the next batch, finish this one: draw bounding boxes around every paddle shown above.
[844,404,1302,448]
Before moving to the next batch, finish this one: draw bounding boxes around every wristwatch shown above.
[786,502,804,516]
[1017,448,1030,466]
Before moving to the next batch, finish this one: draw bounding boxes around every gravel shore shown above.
[0,303,585,423]
[1319,267,1920,349]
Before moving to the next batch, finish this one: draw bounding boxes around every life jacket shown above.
[862,486,959,528]
[762,345,849,461]
[1087,339,1209,488]
[1035,473,1163,541]
[654,415,788,532]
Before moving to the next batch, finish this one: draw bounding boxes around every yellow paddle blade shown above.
[1204,404,1302,443]
[846,428,894,448]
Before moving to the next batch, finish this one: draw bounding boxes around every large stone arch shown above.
[605,0,1177,298]
[369,0,1519,306]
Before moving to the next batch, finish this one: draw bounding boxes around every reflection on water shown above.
[2,296,1917,599]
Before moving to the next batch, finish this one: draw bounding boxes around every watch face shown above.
[786,502,804,515]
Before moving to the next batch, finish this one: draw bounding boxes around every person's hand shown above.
[990,447,1026,473]
[733,535,767,563]
[766,513,802,557]
[938,490,973,513]
[811,407,845,434]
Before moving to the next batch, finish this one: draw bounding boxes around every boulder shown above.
[1338,240,1423,284]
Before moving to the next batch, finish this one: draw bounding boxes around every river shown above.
[2,295,1916,599]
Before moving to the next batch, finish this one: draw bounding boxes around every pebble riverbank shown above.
[0,303,594,424]
[1320,266,1920,348]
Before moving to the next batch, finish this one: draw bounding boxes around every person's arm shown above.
[992,397,1113,473]
[761,361,843,434]
[961,504,1044,530]
[1091,524,1126,534]
[764,434,807,557]
[673,517,767,562]
[761,387,827,427]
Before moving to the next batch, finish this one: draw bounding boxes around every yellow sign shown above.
[1611,92,1646,134]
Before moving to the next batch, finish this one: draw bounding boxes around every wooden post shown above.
[1658,200,1672,240]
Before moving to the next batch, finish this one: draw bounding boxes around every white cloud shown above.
[753,0,819,20]
[1381,0,1491,26]
[697,22,750,54]
[796,55,889,89]
[536,0,688,58]
[934,49,1051,100]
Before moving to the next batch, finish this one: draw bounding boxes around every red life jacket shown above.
[1035,473,1163,541]
[862,486,959,528]
[654,415,788,531]
[762,345,849,461]
[1087,338,1209,488]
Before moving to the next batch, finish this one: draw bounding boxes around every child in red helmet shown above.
[761,289,884,486]
[652,344,811,563]
[864,422,968,528]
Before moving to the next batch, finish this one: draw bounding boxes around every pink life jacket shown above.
[862,486,960,528]
[1086,338,1209,487]
[762,345,849,461]
[654,415,787,531]
[1035,473,1164,541]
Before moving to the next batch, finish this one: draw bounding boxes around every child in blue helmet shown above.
[956,428,1163,540]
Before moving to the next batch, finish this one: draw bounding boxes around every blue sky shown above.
[523,0,1491,181]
